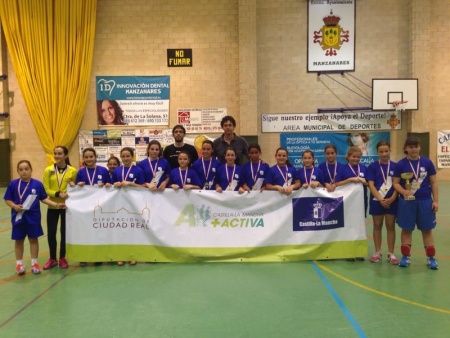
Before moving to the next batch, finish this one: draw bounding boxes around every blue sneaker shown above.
[427,257,439,270]
[399,256,410,267]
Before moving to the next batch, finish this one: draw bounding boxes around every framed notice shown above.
[307,0,355,72]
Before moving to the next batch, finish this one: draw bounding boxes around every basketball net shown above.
[392,100,408,112]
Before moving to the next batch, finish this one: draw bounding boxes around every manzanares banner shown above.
[66,185,367,262]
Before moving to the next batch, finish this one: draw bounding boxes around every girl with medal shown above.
[4,160,65,276]
[112,147,145,189]
[169,151,202,190]
[107,156,120,180]
[242,143,269,192]
[298,150,324,189]
[74,148,110,187]
[392,136,439,269]
[318,144,343,192]
[192,140,220,190]
[139,140,170,192]
[367,141,399,264]
[112,147,145,266]
[335,146,368,262]
[215,147,245,193]
[43,146,77,270]
[264,147,300,196]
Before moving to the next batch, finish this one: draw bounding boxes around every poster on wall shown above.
[280,132,390,168]
[78,130,218,168]
[177,108,227,133]
[437,130,450,168]
[96,76,170,126]
[262,111,401,133]
[307,0,355,72]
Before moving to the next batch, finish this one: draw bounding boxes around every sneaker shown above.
[117,261,125,266]
[399,255,410,267]
[370,252,382,263]
[387,253,398,265]
[32,263,41,274]
[59,257,69,269]
[427,256,439,270]
[43,258,58,270]
[16,263,25,276]
[129,261,137,265]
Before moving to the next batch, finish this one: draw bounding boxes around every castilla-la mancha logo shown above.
[313,10,349,56]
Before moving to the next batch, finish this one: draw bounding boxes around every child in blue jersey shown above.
[112,147,144,266]
[169,151,202,190]
[75,148,111,187]
[264,147,300,195]
[4,160,65,275]
[318,144,343,193]
[215,147,245,193]
[392,136,439,269]
[192,140,221,190]
[367,141,399,264]
[298,150,324,189]
[138,140,170,192]
[335,146,368,262]
[242,143,269,192]
[336,146,369,214]
[112,147,145,188]
[107,156,120,181]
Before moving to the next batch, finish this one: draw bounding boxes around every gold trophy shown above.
[401,173,415,201]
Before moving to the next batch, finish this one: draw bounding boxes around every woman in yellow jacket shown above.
[42,146,77,270]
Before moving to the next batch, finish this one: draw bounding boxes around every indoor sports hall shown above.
[1,1,450,337]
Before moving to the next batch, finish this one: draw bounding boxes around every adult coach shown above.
[163,125,199,169]
[213,116,248,165]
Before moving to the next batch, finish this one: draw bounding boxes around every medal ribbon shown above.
[18,179,31,203]
[122,165,133,181]
[407,157,420,182]
[202,158,212,182]
[86,166,97,186]
[276,165,289,186]
[378,160,390,186]
[251,160,262,186]
[226,165,236,188]
[304,167,315,185]
[326,162,337,184]
[54,164,67,191]
[179,168,188,186]
[148,158,159,182]
[348,164,360,177]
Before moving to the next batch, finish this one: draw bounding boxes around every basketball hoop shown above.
[392,100,408,112]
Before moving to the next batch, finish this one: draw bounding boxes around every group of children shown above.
[3,135,439,275]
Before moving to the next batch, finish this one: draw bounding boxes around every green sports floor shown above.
[1,184,449,338]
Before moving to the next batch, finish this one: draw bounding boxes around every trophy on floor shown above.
[401,173,415,201]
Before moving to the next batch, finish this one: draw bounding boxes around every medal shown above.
[303,167,315,185]
[54,164,67,190]
[348,163,360,177]
[407,157,421,190]
[253,185,258,191]
[202,158,212,186]
[179,168,188,187]
[276,165,289,187]
[18,179,31,203]
[85,166,97,186]
[204,182,209,189]
[226,165,236,191]
[250,160,261,190]
[122,165,133,181]
[378,160,391,192]
[325,162,337,184]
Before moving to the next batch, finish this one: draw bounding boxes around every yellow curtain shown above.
[0,0,97,164]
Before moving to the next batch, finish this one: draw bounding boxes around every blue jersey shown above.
[215,164,243,191]
[138,157,171,187]
[112,165,145,184]
[242,160,270,190]
[367,160,397,199]
[297,167,325,186]
[318,161,344,184]
[169,168,202,188]
[192,157,221,190]
[393,156,436,200]
[4,178,48,226]
[264,165,298,187]
[76,166,111,185]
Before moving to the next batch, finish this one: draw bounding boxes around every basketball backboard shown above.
[372,78,418,111]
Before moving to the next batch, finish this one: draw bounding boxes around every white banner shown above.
[262,111,401,133]
[437,130,450,168]
[66,185,367,262]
